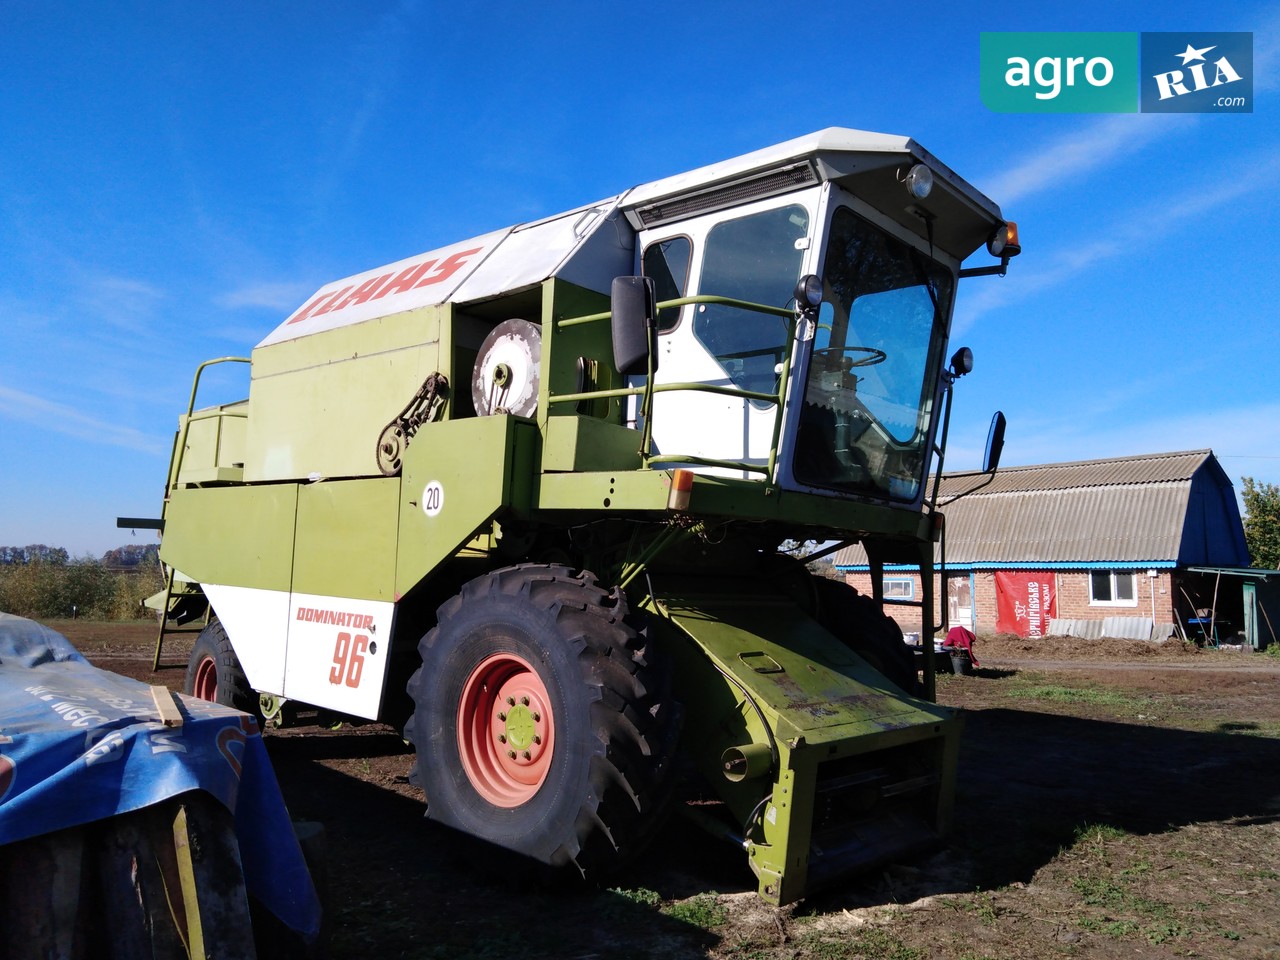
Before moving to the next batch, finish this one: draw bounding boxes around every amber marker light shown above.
[988,221,1022,258]
[667,469,694,511]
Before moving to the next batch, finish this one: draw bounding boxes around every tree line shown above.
[0,543,159,568]
[0,544,163,621]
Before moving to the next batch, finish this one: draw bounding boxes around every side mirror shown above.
[983,411,1006,473]
[611,276,658,376]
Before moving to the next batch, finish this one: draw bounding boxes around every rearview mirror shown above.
[611,276,658,376]
[983,411,1006,473]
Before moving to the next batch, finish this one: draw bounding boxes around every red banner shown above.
[995,572,1057,637]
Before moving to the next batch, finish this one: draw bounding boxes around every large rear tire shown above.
[811,577,919,695]
[408,564,679,880]
[185,620,260,717]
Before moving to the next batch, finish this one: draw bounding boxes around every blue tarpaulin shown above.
[0,613,320,942]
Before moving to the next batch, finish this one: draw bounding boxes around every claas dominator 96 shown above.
[149,128,1017,905]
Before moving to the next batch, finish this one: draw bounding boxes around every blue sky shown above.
[2,1,1277,557]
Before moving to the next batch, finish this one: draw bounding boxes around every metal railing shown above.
[165,357,252,496]
[551,295,796,478]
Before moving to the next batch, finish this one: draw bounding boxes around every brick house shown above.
[835,450,1271,645]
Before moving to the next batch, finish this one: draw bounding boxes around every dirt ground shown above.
[54,621,1280,959]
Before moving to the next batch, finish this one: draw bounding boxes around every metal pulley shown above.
[376,372,449,476]
[472,319,541,418]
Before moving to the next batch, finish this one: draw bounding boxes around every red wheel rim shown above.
[457,653,555,807]
[192,655,218,701]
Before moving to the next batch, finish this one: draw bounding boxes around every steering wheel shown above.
[813,345,887,367]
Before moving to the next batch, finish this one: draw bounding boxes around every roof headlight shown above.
[904,163,934,200]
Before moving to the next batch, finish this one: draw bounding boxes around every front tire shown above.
[408,564,679,880]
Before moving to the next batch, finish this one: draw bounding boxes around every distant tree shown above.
[0,544,70,565]
[1242,477,1280,570]
[101,544,160,567]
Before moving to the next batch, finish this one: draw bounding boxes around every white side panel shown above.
[621,128,910,211]
[283,594,395,721]
[257,229,510,348]
[450,199,623,303]
[202,583,290,696]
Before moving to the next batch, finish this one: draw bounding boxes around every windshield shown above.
[792,206,953,501]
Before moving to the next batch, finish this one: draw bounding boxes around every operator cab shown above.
[615,128,1015,508]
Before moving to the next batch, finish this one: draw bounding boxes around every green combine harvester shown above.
[142,128,1017,905]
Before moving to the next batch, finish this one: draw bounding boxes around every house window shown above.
[1090,571,1137,606]
[884,577,914,600]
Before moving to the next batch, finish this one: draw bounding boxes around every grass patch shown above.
[1073,822,1129,845]
[1071,871,1194,946]
[792,927,924,960]
[608,886,661,907]
[662,892,726,930]
[1010,682,1150,709]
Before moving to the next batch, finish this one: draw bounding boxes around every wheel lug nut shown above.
[507,750,517,760]
[506,697,516,706]
[520,696,529,706]
[497,712,506,721]
[533,735,541,745]
[522,751,531,760]
[498,734,507,743]
[532,712,540,722]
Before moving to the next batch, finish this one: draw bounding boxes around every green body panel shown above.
[653,590,961,905]
[293,478,401,601]
[161,484,298,591]
[540,279,621,424]
[542,417,644,473]
[395,414,538,599]
[244,305,491,483]
[535,468,929,540]
[536,469,673,512]
[175,402,248,486]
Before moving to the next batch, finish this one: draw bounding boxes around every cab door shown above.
[635,189,822,476]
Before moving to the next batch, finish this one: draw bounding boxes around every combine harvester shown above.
[142,128,1018,905]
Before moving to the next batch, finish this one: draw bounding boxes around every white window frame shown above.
[884,577,915,600]
[1089,570,1138,607]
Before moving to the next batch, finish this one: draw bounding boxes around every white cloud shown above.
[1252,11,1280,91]
[1001,401,1280,485]
[71,273,168,336]
[217,281,313,311]
[955,148,1280,334]
[985,113,1184,207]
[0,383,167,456]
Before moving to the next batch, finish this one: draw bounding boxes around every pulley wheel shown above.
[376,422,407,477]
[472,319,541,418]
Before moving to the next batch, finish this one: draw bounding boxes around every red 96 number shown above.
[329,632,369,688]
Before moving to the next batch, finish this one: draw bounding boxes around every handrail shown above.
[555,294,795,329]
[552,295,796,480]
[166,357,251,497]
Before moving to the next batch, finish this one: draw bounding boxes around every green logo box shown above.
[981,32,1139,113]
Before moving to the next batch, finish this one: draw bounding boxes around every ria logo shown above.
[1142,33,1252,113]
[1153,43,1243,100]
